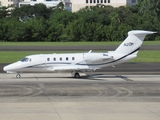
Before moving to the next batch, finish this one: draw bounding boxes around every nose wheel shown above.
[16,73,21,78]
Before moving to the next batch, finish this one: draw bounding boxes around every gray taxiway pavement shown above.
[0,73,160,120]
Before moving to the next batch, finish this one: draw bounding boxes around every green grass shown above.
[0,41,160,46]
[129,50,160,62]
[0,51,53,63]
[0,42,119,46]
[0,50,160,63]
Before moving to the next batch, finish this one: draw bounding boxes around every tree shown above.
[0,3,159,42]
[138,0,160,18]
[34,3,52,19]
[11,3,52,20]
[56,2,65,10]
[0,5,11,18]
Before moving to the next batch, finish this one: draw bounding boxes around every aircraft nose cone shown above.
[3,62,21,72]
[3,66,8,71]
[3,64,15,72]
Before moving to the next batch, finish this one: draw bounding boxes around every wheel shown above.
[16,74,21,78]
[75,73,80,78]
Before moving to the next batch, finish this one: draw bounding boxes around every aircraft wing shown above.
[52,65,98,71]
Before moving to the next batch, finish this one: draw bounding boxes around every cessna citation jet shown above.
[3,30,156,78]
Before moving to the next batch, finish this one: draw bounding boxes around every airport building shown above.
[0,0,27,7]
[1,0,137,12]
[0,0,14,7]
[19,0,60,7]
[71,0,137,12]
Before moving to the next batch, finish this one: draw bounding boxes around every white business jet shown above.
[3,30,156,78]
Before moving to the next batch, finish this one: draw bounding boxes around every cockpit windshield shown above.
[20,58,30,62]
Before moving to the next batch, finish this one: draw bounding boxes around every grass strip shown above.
[129,50,160,62]
[0,41,160,46]
[0,50,160,63]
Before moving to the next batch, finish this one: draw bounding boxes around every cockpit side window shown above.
[20,58,29,62]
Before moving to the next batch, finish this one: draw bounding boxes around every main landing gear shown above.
[71,71,80,78]
[75,72,80,78]
[16,73,21,78]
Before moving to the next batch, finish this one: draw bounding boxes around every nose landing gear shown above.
[16,73,21,78]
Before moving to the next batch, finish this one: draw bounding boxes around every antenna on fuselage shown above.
[88,50,92,53]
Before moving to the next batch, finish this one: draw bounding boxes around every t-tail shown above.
[115,30,156,55]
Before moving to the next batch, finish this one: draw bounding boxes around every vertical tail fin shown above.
[115,30,156,55]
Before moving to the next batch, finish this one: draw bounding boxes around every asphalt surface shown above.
[0,74,160,102]
[0,74,160,120]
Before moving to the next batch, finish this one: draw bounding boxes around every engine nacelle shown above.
[83,53,114,64]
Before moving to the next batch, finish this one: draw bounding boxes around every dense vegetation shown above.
[0,0,160,42]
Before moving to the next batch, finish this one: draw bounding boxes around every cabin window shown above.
[60,57,62,61]
[103,54,108,56]
[66,57,68,61]
[104,0,106,3]
[47,58,50,61]
[72,57,75,60]
[86,0,88,3]
[53,57,56,61]
[108,0,110,3]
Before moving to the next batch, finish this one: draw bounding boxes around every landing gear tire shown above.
[16,74,21,78]
[75,73,80,78]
